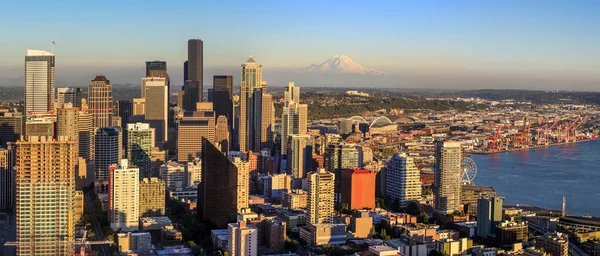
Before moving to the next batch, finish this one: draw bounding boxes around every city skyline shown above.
[0,1,598,90]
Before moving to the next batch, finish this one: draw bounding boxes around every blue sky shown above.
[0,0,598,89]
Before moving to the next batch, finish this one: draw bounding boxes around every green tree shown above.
[406,201,421,216]
[284,238,300,253]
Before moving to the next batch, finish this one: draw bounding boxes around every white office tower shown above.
[110,159,140,232]
[24,49,55,114]
[385,153,422,208]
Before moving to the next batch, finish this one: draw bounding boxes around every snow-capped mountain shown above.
[304,54,387,75]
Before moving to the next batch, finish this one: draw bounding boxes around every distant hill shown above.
[303,54,387,75]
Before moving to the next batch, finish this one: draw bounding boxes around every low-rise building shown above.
[117,232,152,253]
[277,208,307,230]
[282,189,307,209]
[436,238,473,256]
[495,221,528,247]
[211,229,229,251]
[535,232,569,256]
[385,235,428,256]
[350,211,373,239]
[299,223,347,246]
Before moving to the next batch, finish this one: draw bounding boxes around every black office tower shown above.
[198,138,238,229]
[187,39,203,102]
[182,80,200,111]
[213,75,233,130]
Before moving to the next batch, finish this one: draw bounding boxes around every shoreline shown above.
[469,138,596,155]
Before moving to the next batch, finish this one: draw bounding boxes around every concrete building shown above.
[75,190,84,222]
[145,61,170,106]
[341,168,376,210]
[282,189,308,209]
[186,158,202,186]
[436,238,473,256]
[307,168,335,224]
[349,211,373,238]
[139,177,166,217]
[434,141,463,214]
[94,127,122,194]
[477,197,503,238]
[265,173,292,200]
[228,221,258,256]
[536,232,569,256]
[281,101,308,157]
[496,221,528,247]
[0,111,25,146]
[133,98,146,115]
[109,159,139,232]
[143,77,168,146]
[299,223,347,246]
[127,122,154,178]
[385,235,428,256]
[160,161,188,191]
[177,103,215,161]
[25,49,55,115]
[117,232,152,252]
[462,185,497,218]
[263,217,287,253]
[56,87,82,108]
[230,156,250,212]
[15,136,76,255]
[88,75,113,128]
[239,56,265,152]
[286,134,312,179]
[25,116,54,137]
[215,115,230,152]
[0,148,15,211]
[386,153,421,208]
[199,138,240,228]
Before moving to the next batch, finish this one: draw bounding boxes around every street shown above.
[84,190,110,256]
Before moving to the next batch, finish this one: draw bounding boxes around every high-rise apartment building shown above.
[109,159,139,232]
[187,39,203,100]
[386,153,422,208]
[94,127,123,194]
[15,136,76,255]
[434,141,463,214]
[127,122,154,178]
[0,148,15,211]
[215,115,230,153]
[324,143,360,201]
[56,87,83,108]
[24,49,55,115]
[229,157,249,212]
[139,177,166,217]
[307,168,335,224]
[177,103,215,161]
[286,134,312,178]
[281,101,308,157]
[476,197,503,238]
[143,77,168,146]
[213,75,234,129]
[284,81,300,103]
[341,168,376,210]
[239,56,265,152]
[228,221,258,256]
[199,138,239,229]
[261,93,274,150]
[0,111,25,146]
[88,75,113,128]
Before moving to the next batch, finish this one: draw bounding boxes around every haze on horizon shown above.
[0,0,598,91]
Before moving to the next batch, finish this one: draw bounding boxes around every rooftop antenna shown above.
[52,41,56,54]
[562,195,566,217]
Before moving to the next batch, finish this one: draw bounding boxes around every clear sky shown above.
[0,0,598,89]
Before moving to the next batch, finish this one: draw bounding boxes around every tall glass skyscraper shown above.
[24,49,55,115]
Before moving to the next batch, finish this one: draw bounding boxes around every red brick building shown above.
[341,168,376,210]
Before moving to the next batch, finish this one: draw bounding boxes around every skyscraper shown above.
[116,100,133,129]
[24,49,55,115]
[199,138,239,229]
[213,75,234,130]
[228,221,258,256]
[177,103,215,161]
[145,61,170,103]
[143,77,168,146]
[239,56,265,152]
[133,98,146,115]
[56,87,83,108]
[476,197,503,238]
[215,115,230,153]
[187,39,203,100]
[109,159,139,232]
[261,93,274,150]
[182,80,201,111]
[307,168,335,224]
[0,147,15,211]
[281,101,308,156]
[434,140,463,214]
[138,177,166,217]
[88,75,113,128]
[0,111,25,147]
[229,156,249,212]
[15,136,76,255]
[94,127,123,194]
[77,110,94,160]
[341,168,376,210]
[385,153,422,208]
[284,81,300,103]
[127,123,154,179]
[286,134,312,178]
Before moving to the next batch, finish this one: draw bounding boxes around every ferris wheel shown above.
[461,157,477,184]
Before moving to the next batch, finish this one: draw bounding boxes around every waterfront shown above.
[472,139,600,217]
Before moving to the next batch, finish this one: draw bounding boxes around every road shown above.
[85,190,110,256]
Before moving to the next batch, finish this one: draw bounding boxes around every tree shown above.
[391,198,401,212]
[418,212,429,224]
[406,201,421,216]
[428,250,443,256]
[284,238,300,253]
